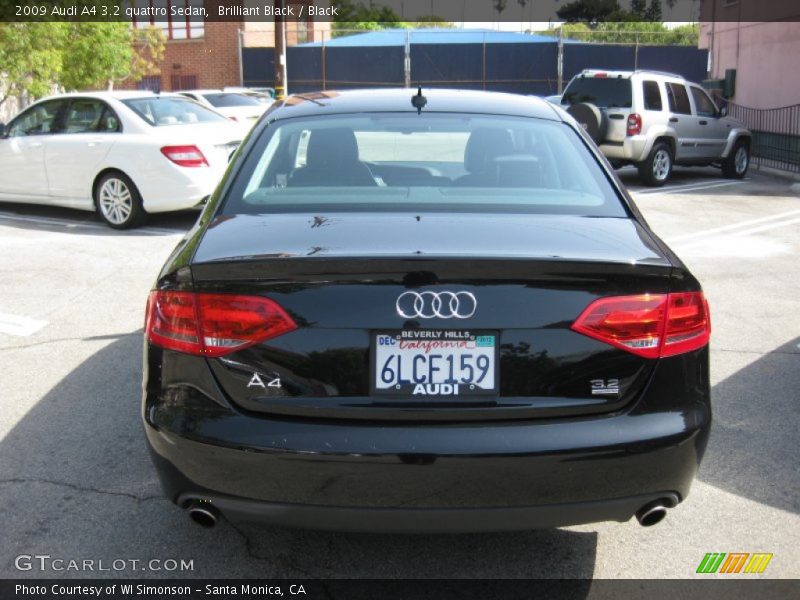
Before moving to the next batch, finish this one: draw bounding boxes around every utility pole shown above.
[557,26,564,94]
[404,29,411,88]
[274,0,287,100]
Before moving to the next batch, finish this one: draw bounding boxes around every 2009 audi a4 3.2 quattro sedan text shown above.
[142,89,711,532]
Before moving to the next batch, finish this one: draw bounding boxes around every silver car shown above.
[550,69,751,186]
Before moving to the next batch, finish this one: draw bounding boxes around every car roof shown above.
[579,69,686,81]
[269,88,562,121]
[36,90,184,103]
[182,89,244,95]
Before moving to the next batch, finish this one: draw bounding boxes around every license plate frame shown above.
[371,330,499,397]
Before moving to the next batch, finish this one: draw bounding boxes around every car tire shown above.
[566,103,608,144]
[94,172,146,229]
[722,140,750,179]
[638,142,673,187]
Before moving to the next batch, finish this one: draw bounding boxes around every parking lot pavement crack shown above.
[0,478,162,503]
[0,332,138,352]
[713,347,800,356]
[225,520,317,578]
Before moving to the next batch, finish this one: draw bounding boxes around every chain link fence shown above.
[243,28,709,97]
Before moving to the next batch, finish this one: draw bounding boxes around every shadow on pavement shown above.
[619,166,794,197]
[700,337,800,514]
[0,333,598,581]
[0,202,198,236]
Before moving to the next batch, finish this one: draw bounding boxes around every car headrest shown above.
[464,128,515,173]
[306,128,360,167]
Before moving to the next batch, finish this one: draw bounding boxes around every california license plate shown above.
[372,330,498,396]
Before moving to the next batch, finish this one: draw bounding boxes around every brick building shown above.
[127,0,331,92]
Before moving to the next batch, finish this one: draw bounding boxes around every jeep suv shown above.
[550,69,751,186]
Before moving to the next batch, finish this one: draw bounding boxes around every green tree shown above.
[493,0,508,17]
[0,23,68,108]
[645,0,663,21]
[545,21,698,46]
[332,0,405,36]
[61,23,136,91]
[630,0,647,18]
[556,0,625,23]
[0,21,165,108]
[410,16,455,28]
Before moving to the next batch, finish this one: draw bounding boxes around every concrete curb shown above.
[754,164,800,182]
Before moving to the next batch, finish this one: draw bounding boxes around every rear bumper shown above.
[144,396,710,532]
[175,490,680,533]
[600,135,648,162]
[136,163,225,214]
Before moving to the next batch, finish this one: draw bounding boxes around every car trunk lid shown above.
[190,213,674,421]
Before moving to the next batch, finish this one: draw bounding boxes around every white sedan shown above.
[178,90,267,127]
[0,91,244,228]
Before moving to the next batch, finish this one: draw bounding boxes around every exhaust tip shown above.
[186,501,219,528]
[636,501,668,527]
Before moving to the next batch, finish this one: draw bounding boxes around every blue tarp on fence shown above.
[244,29,708,97]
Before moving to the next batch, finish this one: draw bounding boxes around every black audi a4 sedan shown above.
[143,88,711,532]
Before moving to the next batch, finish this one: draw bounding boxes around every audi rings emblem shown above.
[396,291,477,319]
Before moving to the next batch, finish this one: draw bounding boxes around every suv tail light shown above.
[626,113,643,136]
[160,145,208,167]
[145,291,297,357]
[571,292,710,359]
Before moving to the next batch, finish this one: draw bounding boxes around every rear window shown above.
[562,76,632,108]
[221,113,626,218]
[203,93,263,108]
[122,96,228,126]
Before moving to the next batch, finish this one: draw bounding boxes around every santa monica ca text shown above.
[15,584,306,596]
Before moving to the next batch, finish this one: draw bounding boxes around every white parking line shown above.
[634,180,744,196]
[0,212,184,236]
[0,312,48,337]
[670,208,800,243]
[674,216,800,250]
[631,179,722,194]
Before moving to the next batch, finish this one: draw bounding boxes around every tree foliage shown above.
[556,0,628,23]
[332,1,454,37]
[556,0,676,24]
[0,20,165,108]
[546,21,699,46]
[0,23,67,107]
[332,0,404,35]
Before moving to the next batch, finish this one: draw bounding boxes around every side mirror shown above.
[719,105,728,118]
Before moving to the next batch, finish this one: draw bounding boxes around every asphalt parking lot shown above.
[0,167,798,580]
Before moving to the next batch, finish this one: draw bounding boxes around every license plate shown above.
[372,330,498,396]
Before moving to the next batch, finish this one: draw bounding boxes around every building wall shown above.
[124,0,332,92]
[160,19,244,91]
[699,1,800,108]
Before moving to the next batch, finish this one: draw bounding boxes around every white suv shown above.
[550,69,752,186]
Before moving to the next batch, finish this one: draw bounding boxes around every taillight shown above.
[145,291,297,357]
[662,292,711,357]
[160,145,208,167]
[626,113,643,136]
[571,292,710,359]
